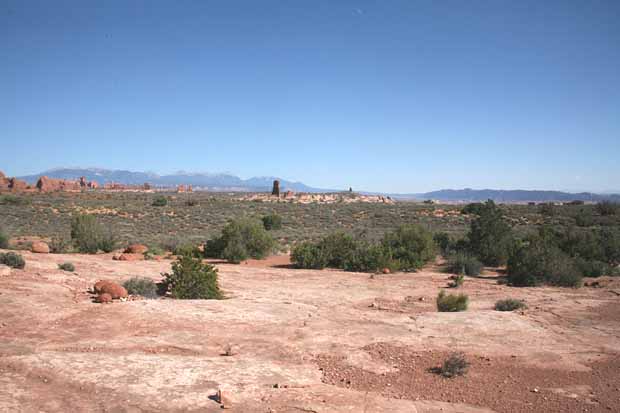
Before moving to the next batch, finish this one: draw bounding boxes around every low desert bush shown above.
[152,195,168,207]
[596,201,618,216]
[575,258,610,277]
[49,236,72,253]
[291,241,328,269]
[206,218,275,263]
[507,232,583,287]
[438,352,469,378]
[71,214,117,254]
[261,213,283,230]
[436,290,468,312]
[161,254,222,299]
[58,262,75,272]
[174,243,202,258]
[494,298,527,311]
[381,224,436,271]
[0,252,25,269]
[123,277,158,298]
[447,253,483,276]
[466,200,513,266]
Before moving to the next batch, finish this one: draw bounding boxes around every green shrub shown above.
[123,277,158,298]
[152,195,168,207]
[0,195,31,205]
[433,232,451,255]
[494,299,527,311]
[447,253,483,276]
[174,243,202,258]
[596,201,618,216]
[436,290,468,312]
[162,254,222,299]
[575,210,594,227]
[381,224,436,271]
[0,229,8,249]
[0,252,25,269]
[438,352,469,378]
[261,213,283,230]
[185,198,199,207]
[575,258,610,277]
[210,218,275,263]
[49,236,72,253]
[204,237,226,258]
[600,228,620,265]
[507,231,582,287]
[291,241,328,269]
[318,232,359,268]
[342,242,395,273]
[538,203,556,216]
[70,214,116,253]
[461,202,485,215]
[58,262,75,272]
[467,200,513,266]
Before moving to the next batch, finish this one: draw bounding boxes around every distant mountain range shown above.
[14,168,620,202]
[403,188,620,203]
[17,167,328,193]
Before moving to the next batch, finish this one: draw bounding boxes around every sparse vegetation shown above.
[436,290,468,312]
[205,218,275,263]
[70,214,117,254]
[494,298,527,311]
[49,236,72,253]
[596,201,618,216]
[438,352,469,378]
[466,200,513,266]
[123,277,158,298]
[447,253,482,276]
[58,262,75,272]
[507,228,583,287]
[152,195,168,207]
[0,228,8,249]
[381,224,436,271]
[0,252,25,269]
[162,253,222,299]
[261,213,283,230]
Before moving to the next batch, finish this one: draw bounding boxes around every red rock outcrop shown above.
[93,280,128,299]
[31,241,50,254]
[125,244,148,254]
[117,253,144,261]
[36,176,82,192]
[8,177,29,191]
[96,293,113,303]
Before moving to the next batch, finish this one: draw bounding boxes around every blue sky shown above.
[1,1,618,193]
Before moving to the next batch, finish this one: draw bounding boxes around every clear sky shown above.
[1,1,619,193]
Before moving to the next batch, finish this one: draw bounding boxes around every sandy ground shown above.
[1,250,619,412]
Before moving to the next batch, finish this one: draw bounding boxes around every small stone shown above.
[217,388,232,409]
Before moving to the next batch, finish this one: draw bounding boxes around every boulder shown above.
[31,241,50,254]
[382,268,391,274]
[117,253,144,261]
[217,388,233,409]
[93,280,127,299]
[0,265,10,277]
[96,293,113,304]
[125,244,148,254]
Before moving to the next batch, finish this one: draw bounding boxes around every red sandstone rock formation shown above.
[96,293,113,303]
[93,280,128,299]
[31,241,50,254]
[8,177,28,191]
[125,244,148,254]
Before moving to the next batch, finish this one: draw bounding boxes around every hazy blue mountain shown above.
[17,168,330,192]
[407,188,620,203]
[14,168,620,201]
